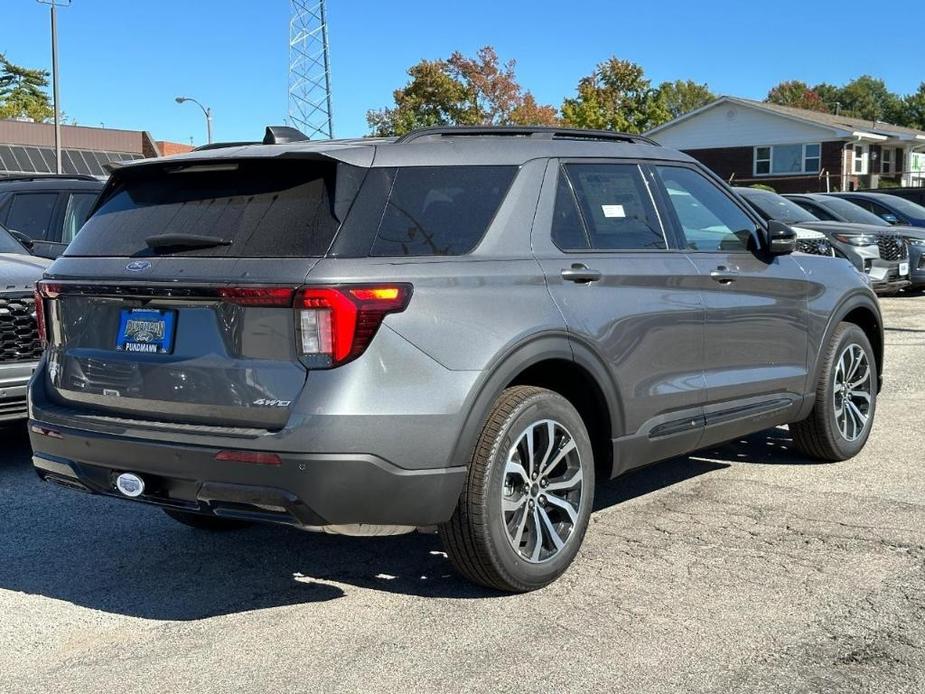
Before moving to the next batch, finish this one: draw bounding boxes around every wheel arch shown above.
[815,291,884,393]
[448,332,623,480]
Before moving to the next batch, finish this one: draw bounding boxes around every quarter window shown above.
[557,164,665,250]
[753,144,822,176]
[656,166,755,252]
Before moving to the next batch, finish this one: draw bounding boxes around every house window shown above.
[753,143,822,176]
[755,147,771,175]
[881,148,892,174]
[854,145,865,174]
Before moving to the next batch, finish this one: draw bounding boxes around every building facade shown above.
[646,97,925,193]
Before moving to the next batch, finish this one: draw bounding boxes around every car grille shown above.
[877,234,908,261]
[796,238,833,256]
[0,294,42,363]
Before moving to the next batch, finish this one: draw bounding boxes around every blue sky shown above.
[2,0,923,144]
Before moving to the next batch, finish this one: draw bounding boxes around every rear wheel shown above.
[162,508,252,531]
[790,322,877,461]
[440,386,595,592]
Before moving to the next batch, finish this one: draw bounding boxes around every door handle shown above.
[709,266,740,284]
[561,264,602,284]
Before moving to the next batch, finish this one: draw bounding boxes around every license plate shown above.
[899,262,909,277]
[115,308,176,354]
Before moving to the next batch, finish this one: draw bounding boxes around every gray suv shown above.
[29,126,883,592]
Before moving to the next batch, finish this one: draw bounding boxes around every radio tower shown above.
[288,0,334,139]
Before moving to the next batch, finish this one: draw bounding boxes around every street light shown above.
[37,0,70,174]
[175,96,212,145]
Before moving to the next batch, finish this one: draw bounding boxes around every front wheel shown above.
[790,322,877,461]
[440,386,595,592]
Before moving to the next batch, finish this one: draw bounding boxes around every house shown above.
[646,96,925,193]
[0,118,194,179]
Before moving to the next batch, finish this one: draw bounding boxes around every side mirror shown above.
[765,220,796,255]
[30,240,65,260]
[8,229,34,253]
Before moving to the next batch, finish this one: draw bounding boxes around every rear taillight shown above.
[294,285,412,368]
[34,280,62,347]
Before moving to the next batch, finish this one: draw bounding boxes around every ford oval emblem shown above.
[125,260,152,272]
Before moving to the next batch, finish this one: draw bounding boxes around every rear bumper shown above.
[30,422,466,528]
[0,361,37,421]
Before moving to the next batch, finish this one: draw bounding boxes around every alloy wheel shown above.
[833,343,872,442]
[501,419,583,563]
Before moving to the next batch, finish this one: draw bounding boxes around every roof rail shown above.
[0,174,99,182]
[395,126,659,146]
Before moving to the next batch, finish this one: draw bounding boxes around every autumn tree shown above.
[0,54,53,122]
[561,57,669,133]
[655,79,714,120]
[366,46,558,136]
[765,80,829,112]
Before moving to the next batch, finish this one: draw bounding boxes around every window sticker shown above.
[601,204,626,218]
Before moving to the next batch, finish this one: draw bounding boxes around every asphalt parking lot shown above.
[1,295,924,694]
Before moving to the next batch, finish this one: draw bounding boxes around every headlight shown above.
[832,233,878,246]
[905,237,925,247]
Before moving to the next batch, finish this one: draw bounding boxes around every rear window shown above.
[332,165,517,257]
[65,160,342,257]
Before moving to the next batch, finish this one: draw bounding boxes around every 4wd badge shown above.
[253,398,291,407]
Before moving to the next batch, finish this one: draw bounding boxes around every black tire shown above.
[162,508,252,531]
[790,322,877,462]
[440,386,595,592]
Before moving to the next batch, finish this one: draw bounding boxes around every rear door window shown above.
[5,192,58,240]
[559,164,665,250]
[66,160,342,257]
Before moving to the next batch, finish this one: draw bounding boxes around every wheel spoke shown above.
[503,494,527,513]
[504,458,529,485]
[545,467,582,493]
[537,506,565,551]
[847,399,868,427]
[524,427,536,478]
[849,389,871,405]
[511,504,529,548]
[529,507,543,561]
[544,491,578,525]
[540,438,577,477]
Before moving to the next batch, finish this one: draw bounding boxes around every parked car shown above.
[0,175,104,259]
[736,188,909,292]
[0,222,50,422]
[857,187,925,208]
[29,126,883,592]
[731,188,833,257]
[828,191,925,228]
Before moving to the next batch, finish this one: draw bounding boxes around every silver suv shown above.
[29,126,883,592]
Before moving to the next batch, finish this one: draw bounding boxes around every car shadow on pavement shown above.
[1,424,815,619]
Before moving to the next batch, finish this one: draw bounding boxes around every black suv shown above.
[0,175,104,259]
[29,126,883,592]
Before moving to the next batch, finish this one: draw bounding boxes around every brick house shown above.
[645,96,925,193]
[0,118,193,179]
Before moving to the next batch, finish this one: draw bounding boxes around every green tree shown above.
[837,75,902,122]
[656,79,715,120]
[894,83,925,130]
[366,46,558,136]
[561,57,669,133]
[765,80,829,112]
[0,54,53,122]
[812,82,842,112]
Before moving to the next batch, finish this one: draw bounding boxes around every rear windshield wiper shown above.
[144,233,233,250]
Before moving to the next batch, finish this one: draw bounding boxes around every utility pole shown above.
[37,0,70,174]
[175,96,213,144]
